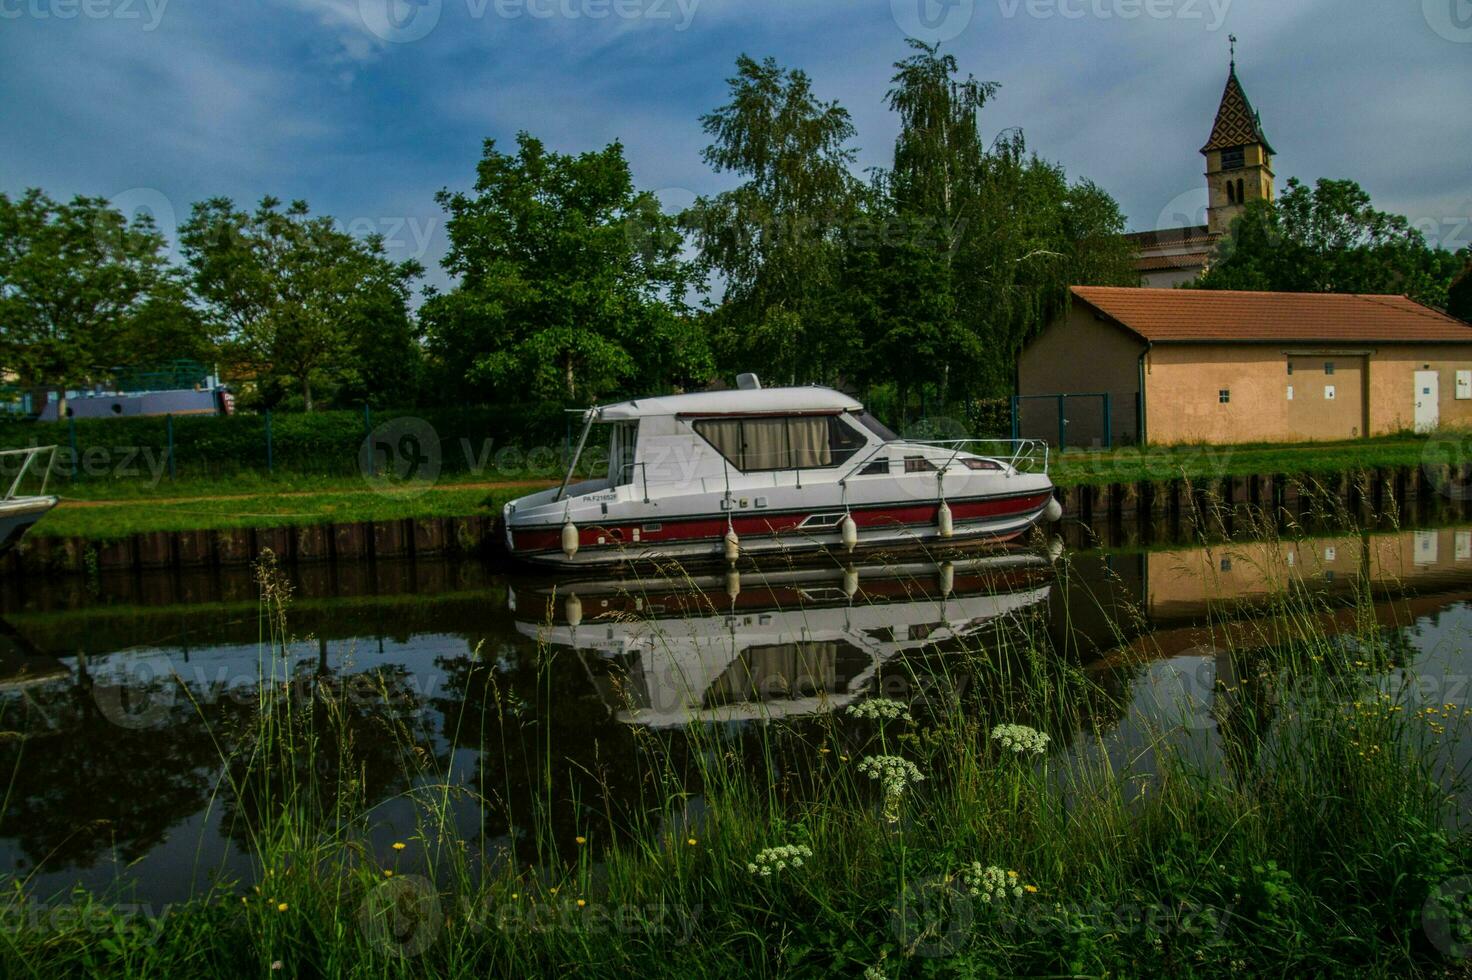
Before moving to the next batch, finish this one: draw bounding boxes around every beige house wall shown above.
[1142,343,1472,445]
[1366,345,1472,433]
[1018,304,1145,445]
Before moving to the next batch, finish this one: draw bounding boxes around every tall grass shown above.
[2,511,1471,978]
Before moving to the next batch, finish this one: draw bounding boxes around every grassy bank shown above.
[2,533,1469,977]
[12,430,1460,540]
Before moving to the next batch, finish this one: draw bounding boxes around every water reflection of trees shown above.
[0,642,447,874]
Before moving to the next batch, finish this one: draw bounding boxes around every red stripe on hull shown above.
[510,492,1052,555]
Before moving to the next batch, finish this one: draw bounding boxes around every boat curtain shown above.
[741,419,791,471]
[787,418,832,469]
[694,417,833,471]
[696,419,744,469]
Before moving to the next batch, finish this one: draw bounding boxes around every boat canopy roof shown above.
[594,386,863,421]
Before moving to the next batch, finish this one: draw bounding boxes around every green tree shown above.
[682,55,861,386]
[423,134,705,404]
[1197,177,1465,309]
[1450,261,1472,323]
[844,45,1136,411]
[179,197,422,411]
[0,188,199,387]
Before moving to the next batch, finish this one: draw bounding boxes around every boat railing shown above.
[2,446,57,501]
[906,438,1050,476]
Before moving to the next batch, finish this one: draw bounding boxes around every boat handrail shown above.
[615,461,652,503]
[2,446,58,500]
[910,438,1050,475]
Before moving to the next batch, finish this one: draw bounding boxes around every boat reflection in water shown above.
[511,551,1056,728]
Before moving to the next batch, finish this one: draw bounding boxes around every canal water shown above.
[2,520,1470,905]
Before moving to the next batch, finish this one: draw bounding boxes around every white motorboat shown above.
[0,447,59,560]
[501,376,1061,567]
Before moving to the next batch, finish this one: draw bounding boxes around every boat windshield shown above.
[852,412,898,442]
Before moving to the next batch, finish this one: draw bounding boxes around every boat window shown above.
[606,421,639,486]
[852,412,898,442]
[904,456,936,473]
[858,458,890,476]
[693,415,867,472]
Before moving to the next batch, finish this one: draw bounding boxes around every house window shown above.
[1237,178,1246,203]
[1325,385,1337,401]
[1324,361,1335,375]
[1287,361,1294,375]
[1221,147,1245,171]
[1219,389,1231,404]
[1287,386,1294,401]
[1226,182,1236,205]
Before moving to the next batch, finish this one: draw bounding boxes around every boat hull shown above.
[504,489,1056,568]
[0,496,59,559]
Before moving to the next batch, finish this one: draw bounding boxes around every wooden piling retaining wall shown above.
[3,515,498,577]
[5,463,1472,578]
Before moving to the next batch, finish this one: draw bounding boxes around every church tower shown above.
[1202,40,1275,236]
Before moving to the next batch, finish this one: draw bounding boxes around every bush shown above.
[0,404,572,483]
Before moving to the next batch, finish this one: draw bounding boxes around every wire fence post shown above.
[265,410,274,474]
[1057,394,1066,451]
[1103,392,1113,450]
[68,416,78,479]
[364,404,375,477]
[1010,395,1019,442]
[166,414,176,480]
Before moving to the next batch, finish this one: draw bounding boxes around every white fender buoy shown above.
[724,527,740,564]
[842,566,859,598]
[561,521,579,558]
[840,514,858,552]
[937,500,953,538]
[725,568,741,600]
[564,592,582,628]
[1043,497,1063,523]
[938,561,954,597]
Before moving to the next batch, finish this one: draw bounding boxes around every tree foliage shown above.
[179,197,422,411]
[681,55,861,385]
[837,43,1137,407]
[1197,177,1467,310]
[1450,263,1472,324]
[423,134,707,404]
[0,188,202,387]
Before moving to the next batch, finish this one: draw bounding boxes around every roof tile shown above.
[1071,287,1472,343]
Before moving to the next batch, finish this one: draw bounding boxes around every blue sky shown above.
[2,0,1468,294]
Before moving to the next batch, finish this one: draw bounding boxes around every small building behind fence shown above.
[1018,286,1472,447]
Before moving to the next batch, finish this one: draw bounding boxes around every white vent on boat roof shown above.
[735,373,762,390]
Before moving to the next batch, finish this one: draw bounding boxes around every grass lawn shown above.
[20,432,1460,540]
[1050,432,1448,486]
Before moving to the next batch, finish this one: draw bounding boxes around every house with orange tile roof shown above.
[1017,287,1472,446]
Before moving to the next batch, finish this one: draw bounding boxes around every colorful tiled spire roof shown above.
[1200,67,1274,155]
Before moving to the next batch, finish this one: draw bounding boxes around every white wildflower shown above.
[748,843,813,878]
[990,723,1051,756]
[847,698,912,723]
[857,754,925,822]
[960,863,1035,903]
